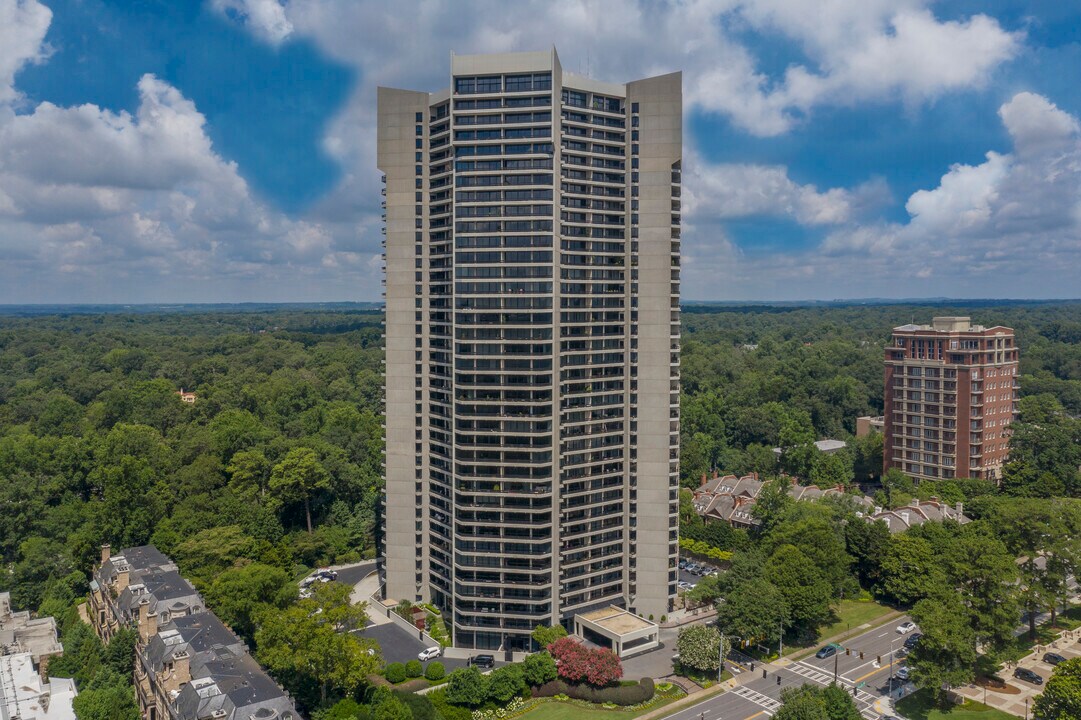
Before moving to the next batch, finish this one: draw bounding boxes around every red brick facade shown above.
[883,317,1019,482]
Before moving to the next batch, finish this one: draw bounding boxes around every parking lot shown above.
[677,559,721,591]
[351,620,506,672]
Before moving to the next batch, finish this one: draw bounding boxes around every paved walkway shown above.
[954,627,1081,718]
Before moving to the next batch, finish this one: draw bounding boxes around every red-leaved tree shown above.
[548,636,623,686]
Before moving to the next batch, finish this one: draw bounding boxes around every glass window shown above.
[505,74,532,92]
[562,89,587,108]
[476,76,502,93]
[455,77,475,94]
[534,73,551,90]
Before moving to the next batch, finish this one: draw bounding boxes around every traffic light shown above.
[777,675,781,686]
[846,648,851,656]
[763,669,768,679]
[877,655,882,664]
[859,651,864,660]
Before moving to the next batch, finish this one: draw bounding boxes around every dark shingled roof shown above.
[142,609,298,720]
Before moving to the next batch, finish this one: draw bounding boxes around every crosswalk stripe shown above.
[732,685,782,714]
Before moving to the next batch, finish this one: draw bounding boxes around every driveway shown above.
[352,621,505,673]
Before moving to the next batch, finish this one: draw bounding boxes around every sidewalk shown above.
[661,606,718,628]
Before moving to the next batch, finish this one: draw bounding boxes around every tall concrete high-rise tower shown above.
[378,49,681,652]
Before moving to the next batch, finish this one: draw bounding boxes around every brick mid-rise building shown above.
[883,316,1020,482]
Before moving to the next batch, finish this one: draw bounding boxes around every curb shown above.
[635,681,730,720]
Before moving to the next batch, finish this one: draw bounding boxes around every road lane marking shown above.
[852,661,900,685]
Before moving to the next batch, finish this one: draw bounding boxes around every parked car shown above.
[685,563,701,574]
[1014,667,1044,685]
[1043,652,1067,666]
[903,632,922,650]
[895,666,910,681]
[677,581,694,591]
[896,621,917,634]
[418,646,442,661]
[469,654,495,669]
[702,568,718,577]
[815,645,839,659]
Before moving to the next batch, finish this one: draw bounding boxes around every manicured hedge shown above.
[405,659,424,678]
[532,677,655,706]
[425,661,446,681]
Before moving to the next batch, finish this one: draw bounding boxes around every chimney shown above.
[167,650,191,693]
[900,511,910,527]
[116,566,130,593]
[137,598,157,643]
[700,473,707,487]
[930,496,939,505]
[955,501,964,518]
[712,469,719,479]
[101,544,111,565]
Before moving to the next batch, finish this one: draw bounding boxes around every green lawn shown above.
[783,600,896,658]
[897,689,1016,720]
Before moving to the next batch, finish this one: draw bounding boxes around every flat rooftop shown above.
[578,606,655,634]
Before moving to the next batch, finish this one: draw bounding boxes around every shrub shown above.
[394,600,414,620]
[426,690,472,720]
[384,662,407,684]
[404,660,423,678]
[444,667,489,707]
[522,651,557,686]
[486,664,526,703]
[395,691,440,720]
[532,678,654,706]
[548,636,623,686]
[425,661,445,681]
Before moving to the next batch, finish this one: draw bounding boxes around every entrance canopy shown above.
[573,606,659,658]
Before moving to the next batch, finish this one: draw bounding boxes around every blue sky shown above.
[0,0,1079,302]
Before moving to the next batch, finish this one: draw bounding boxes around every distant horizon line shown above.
[0,297,1078,310]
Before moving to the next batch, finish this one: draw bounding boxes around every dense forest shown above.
[0,301,1079,717]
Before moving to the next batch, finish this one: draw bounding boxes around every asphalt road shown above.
[663,616,916,720]
[318,560,378,587]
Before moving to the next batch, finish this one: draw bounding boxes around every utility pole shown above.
[834,647,840,683]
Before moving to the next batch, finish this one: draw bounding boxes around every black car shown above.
[1014,667,1044,685]
[469,654,495,669]
[1043,652,1067,666]
[816,645,839,659]
[903,632,922,650]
